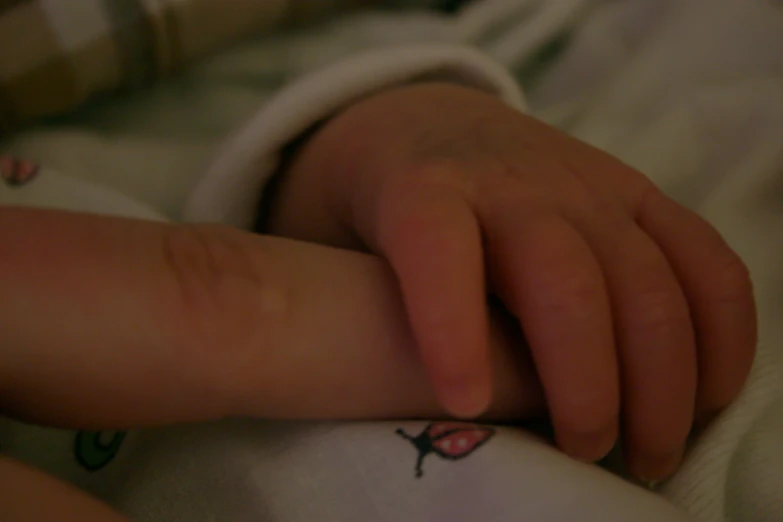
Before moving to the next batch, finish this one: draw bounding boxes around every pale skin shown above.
[0,83,756,520]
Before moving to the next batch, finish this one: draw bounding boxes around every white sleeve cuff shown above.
[184,44,526,230]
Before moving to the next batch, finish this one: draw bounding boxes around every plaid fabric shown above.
[0,0,391,135]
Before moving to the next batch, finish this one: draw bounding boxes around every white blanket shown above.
[2,1,782,520]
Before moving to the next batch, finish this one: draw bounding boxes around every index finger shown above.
[375,168,492,418]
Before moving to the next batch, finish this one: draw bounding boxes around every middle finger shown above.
[568,205,697,481]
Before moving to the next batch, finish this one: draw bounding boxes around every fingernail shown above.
[441,379,492,419]
[632,448,684,481]
[559,427,617,462]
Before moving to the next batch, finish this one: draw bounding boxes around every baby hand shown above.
[267,83,757,480]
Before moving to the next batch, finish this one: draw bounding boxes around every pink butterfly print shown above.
[396,422,496,478]
[0,155,39,187]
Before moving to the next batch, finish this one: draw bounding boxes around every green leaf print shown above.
[74,431,127,471]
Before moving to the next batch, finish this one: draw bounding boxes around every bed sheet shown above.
[2,1,782,520]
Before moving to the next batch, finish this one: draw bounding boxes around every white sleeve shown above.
[183,44,526,230]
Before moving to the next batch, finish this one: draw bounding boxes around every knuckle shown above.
[627,283,691,336]
[706,247,754,305]
[631,178,664,214]
[534,262,604,319]
[406,161,479,201]
[382,166,481,250]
